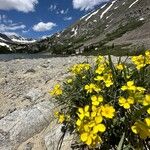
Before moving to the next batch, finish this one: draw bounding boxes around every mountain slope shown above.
[39,0,150,55]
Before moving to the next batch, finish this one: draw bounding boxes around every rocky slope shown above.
[40,0,150,55]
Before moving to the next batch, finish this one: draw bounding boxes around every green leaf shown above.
[117,132,125,150]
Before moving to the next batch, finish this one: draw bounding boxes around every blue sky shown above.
[0,0,109,39]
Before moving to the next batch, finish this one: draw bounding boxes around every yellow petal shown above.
[124,103,130,109]
[131,125,138,134]
[95,116,103,124]
[86,137,92,145]
[76,119,82,126]
[97,124,106,132]
[81,133,88,142]
[84,105,89,112]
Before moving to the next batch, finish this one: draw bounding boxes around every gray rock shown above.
[44,120,73,150]
[23,142,34,150]
[24,89,43,102]
[0,102,55,150]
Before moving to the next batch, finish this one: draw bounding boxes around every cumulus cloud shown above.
[72,0,110,11]
[0,0,38,13]
[33,22,56,32]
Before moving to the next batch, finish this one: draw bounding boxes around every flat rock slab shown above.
[0,102,55,150]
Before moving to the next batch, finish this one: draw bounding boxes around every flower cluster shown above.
[50,84,62,96]
[131,50,150,70]
[76,103,115,147]
[70,63,90,75]
[50,50,150,149]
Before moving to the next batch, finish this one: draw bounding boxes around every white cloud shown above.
[72,0,110,11]
[0,24,26,32]
[3,31,18,36]
[33,22,56,32]
[64,16,72,21]
[0,0,38,13]
[49,4,57,11]
[60,9,69,14]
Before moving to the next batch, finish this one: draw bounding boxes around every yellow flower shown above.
[94,75,103,81]
[121,81,136,91]
[103,73,113,87]
[145,50,150,64]
[80,131,99,146]
[101,104,115,119]
[131,121,150,139]
[147,108,150,114]
[93,123,106,134]
[95,64,105,75]
[119,97,134,109]
[77,105,90,120]
[116,64,124,70]
[85,83,101,93]
[145,118,150,127]
[143,94,150,106]
[131,55,146,70]
[96,56,105,64]
[67,79,73,84]
[71,63,90,74]
[58,114,65,123]
[50,84,62,96]
[54,111,59,118]
[91,95,103,106]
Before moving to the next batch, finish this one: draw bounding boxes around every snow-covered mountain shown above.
[9,35,36,44]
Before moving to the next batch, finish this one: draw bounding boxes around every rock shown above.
[0,102,55,150]
[23,142,34,150]
[41,64,49,68]
[24,89,43,102]
[25,69,36,74]
[44,120,73,150]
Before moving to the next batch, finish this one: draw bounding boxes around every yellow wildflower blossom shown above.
[58,114,65,123]
[91,95,103,106]
[77,105,90,120]
[119,97,134,109]
[50,84,62,96]
[116,64,124,70]
[67,79,73,84]
[101,104,115,119]
[143,94,150,106]
[121,81,136,91]
[85,83,101,93]
[131,55,146,70]
[131,121,150,139]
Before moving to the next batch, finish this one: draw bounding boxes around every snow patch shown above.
[80,12,91,20]
[101,4,107,9]
[122,2,125,5]
[114,6,118,10]
[12,39,36,44]
[71,27,78,37]
[85,9,99,21]
[93,20,97,22]
[139,18,144,21]
[100,0,117,19]
[129,0,139,8]
[0,42,12,50]
[106,14,113,19]
[0,37,7,42]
